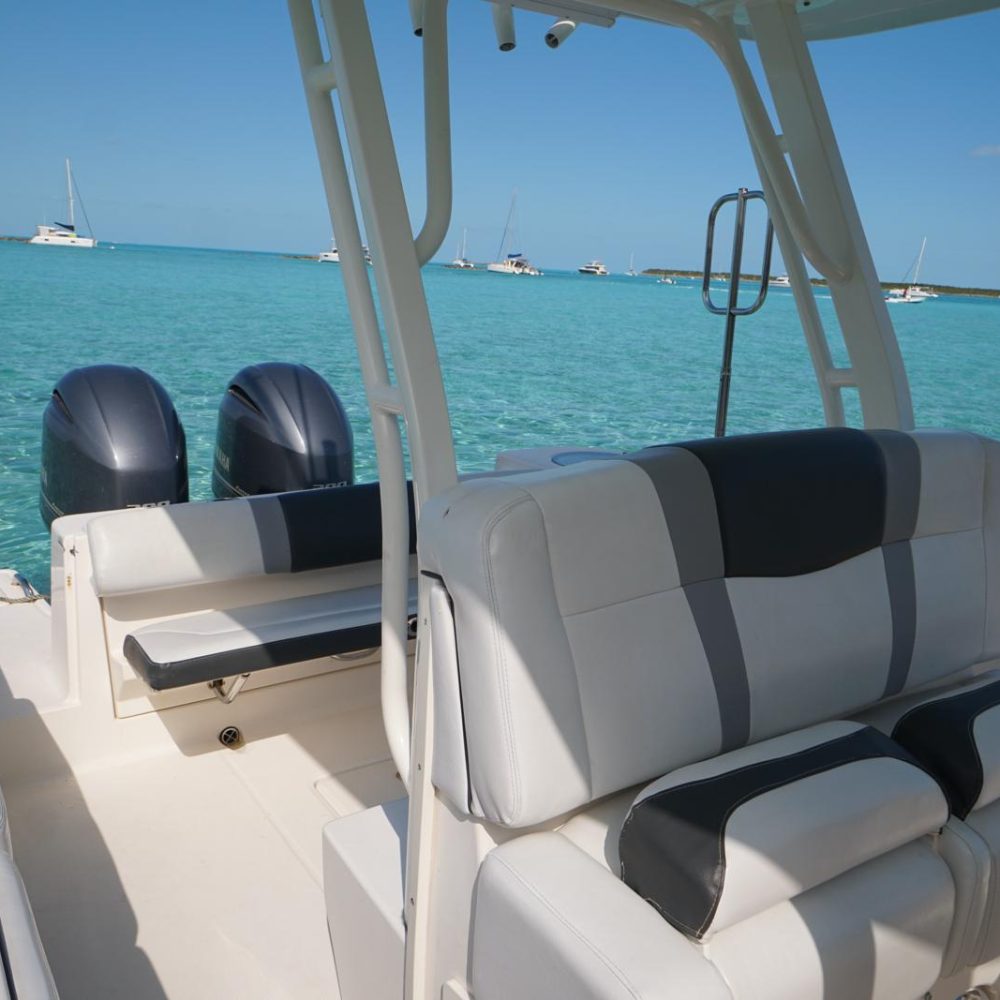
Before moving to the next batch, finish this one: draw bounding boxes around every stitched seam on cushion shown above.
[482,492,536,823]
[893,679,1000,735]
[631,728,864,803]
[561,584,686,619]
[622,729,942,938]
[532,500,593,800]
[490,853,646,1000]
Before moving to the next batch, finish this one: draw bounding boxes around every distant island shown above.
[643,268,1000,299]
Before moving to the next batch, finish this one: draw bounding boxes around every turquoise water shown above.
[1,241,997,588]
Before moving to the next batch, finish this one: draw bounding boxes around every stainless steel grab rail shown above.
[702,188,774,437]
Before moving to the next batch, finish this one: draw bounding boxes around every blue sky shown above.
[1,2,998,286]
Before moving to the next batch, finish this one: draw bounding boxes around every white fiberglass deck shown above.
[0,595,402,999]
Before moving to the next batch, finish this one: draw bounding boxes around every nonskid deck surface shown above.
[4,709,403,999]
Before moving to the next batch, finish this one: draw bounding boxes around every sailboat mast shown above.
[65,158,75,230]
[912,237,927,287]
[461,227,468,260]
[496,189,517,261]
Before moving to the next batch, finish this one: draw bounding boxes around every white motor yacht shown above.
[769,273,791,286]
[28,158,96,248]
[578,259,609,275]
[319,242,373,265]
[1,3,999,1000]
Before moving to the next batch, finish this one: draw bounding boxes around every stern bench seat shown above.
[85,481,416,695]
[123,583,417,691]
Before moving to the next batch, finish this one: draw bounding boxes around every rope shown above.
[0,575,46,605]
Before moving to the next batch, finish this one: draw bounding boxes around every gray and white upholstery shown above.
[89,480,414,596]
[418,427,1000,998]
[87,481,417,690]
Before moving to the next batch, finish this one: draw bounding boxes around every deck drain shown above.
[218,725,243,749]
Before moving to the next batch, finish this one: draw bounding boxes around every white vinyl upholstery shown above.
[472,830,953,1000]
[415,427,1000,997]
[620,721,948,938]
[419,429,999,828]
[89,500,269,596]
[472,833,732,1000]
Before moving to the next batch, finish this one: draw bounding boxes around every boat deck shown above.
[0,601,403,1000]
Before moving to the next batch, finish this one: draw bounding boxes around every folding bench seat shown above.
[418,426,1000,999]
[87,481,417,692]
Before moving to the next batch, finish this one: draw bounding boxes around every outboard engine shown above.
[212,362,353,499]
[40,365,188,528]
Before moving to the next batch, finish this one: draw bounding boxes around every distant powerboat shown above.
[657,273,676,284]
[318,242,372,265]
[769,274,791,287]
[579,260,609,276]
[28,158,96,248]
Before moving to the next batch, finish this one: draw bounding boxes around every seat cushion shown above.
[619,721,948,939]
[473,833,732,1000]
[124,583,415,690]
[892,673,1000,818]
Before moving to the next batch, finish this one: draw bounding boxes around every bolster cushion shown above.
[892,674,1000,818]
[619,720,948,940]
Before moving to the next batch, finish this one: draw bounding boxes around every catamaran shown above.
[486,190,541,275]
[578,259,609,275]
[1,3,999,1000]
[28,158,96,248]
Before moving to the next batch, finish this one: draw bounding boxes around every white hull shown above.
[29,226,95,249]
[578,260,609,276]
[487,260,540,276]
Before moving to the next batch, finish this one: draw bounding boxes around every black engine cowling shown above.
[212,362,354,499]
[40,365,188,528]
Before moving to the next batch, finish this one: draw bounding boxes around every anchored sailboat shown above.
[487,190,541,275]
[885,237,938,303]
[447,227,475,269]
[29,158,96,248]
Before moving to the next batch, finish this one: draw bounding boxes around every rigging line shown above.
[496,187,517,261]
[72,171,96,241]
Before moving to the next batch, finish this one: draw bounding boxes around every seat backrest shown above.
[419,427,1000,827]
[87,481,416,597]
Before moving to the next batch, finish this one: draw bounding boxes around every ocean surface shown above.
[1,240,997,588]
